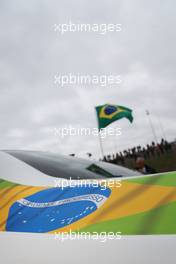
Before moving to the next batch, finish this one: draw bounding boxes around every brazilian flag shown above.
[95,104,133,130]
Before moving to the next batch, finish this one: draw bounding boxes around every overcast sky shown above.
[0,0,175,159]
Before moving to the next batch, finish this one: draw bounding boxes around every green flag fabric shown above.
[95,104,133,130]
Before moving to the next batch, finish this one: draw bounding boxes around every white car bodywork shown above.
[0,151,61,186]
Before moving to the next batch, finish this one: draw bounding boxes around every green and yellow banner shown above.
[0,172,176,235]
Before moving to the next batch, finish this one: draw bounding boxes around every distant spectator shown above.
[135,157,157,175]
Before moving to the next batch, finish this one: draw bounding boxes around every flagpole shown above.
[113,133,118,155]
[95,109,105,159]
[98,132,104,160]
[146,110,158,143]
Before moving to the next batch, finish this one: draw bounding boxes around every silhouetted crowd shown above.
[103,139,173,166]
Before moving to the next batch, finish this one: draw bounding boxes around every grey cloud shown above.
[0,0,175,158]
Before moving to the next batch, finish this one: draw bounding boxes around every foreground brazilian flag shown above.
[95,104,133,130]
[0,172,176,235]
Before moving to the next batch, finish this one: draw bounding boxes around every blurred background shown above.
[0,0,175,172]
